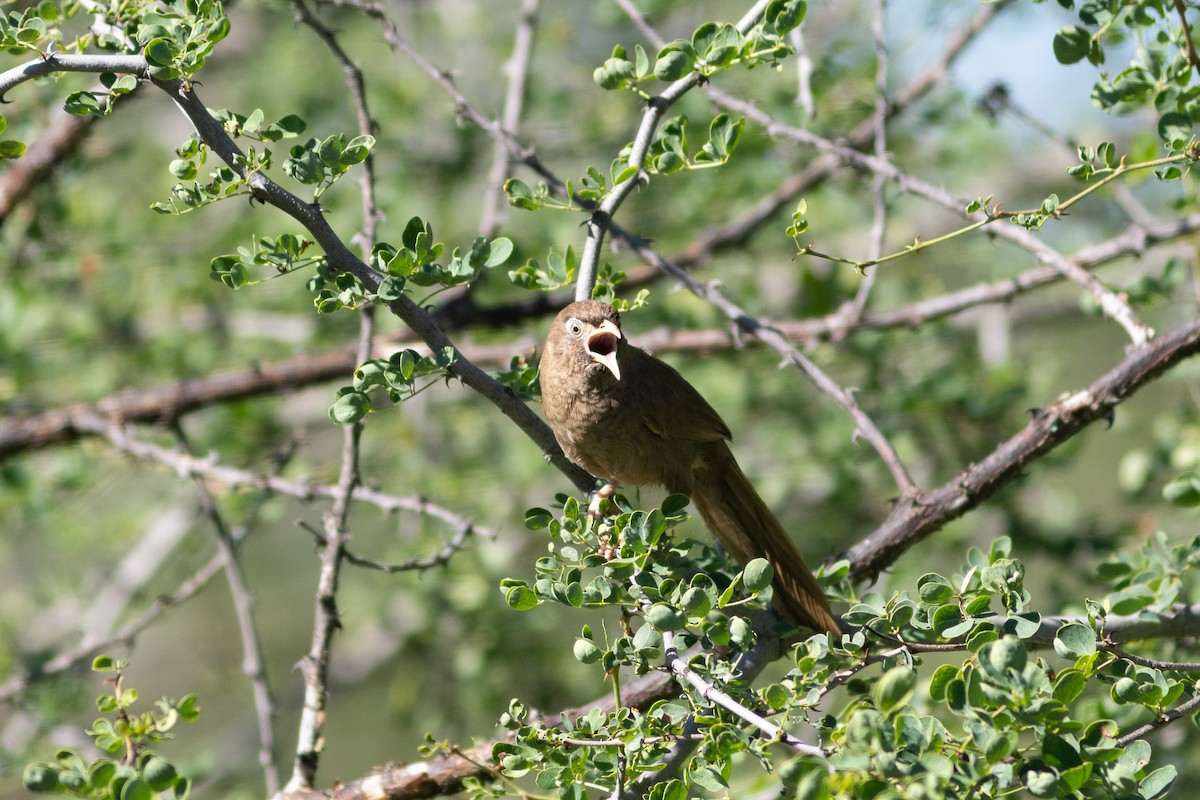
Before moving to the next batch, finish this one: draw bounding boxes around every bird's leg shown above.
[588,481,618,519]
[590,483,623,559]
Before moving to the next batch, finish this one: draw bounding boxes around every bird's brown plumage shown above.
[539,300,840,634]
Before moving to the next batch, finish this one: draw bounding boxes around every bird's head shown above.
[550,300,624,381]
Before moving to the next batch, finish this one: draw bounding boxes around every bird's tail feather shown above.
[691,443,840,634]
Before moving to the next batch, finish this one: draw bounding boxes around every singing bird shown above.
[539,300,840,634]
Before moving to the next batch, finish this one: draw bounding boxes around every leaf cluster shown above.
[23,657,198,800]
[1049,0,1200,155]
[329,346,459,425]
[489,501,1200,800]
[592,0,807,93]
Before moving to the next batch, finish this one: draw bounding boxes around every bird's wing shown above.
[629,346,732,443]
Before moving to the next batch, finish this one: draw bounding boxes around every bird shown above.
[538,299,840,634]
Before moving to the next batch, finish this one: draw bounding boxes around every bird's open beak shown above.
[586,320,623,380]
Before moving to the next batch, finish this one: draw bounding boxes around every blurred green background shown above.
[2,0,1199,796]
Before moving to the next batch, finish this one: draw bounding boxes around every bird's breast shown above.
[545,382,696,492]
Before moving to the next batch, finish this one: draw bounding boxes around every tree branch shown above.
[846,314,1200,581]
[0,51,594,492]
[573,0,773,299]
[173,422,280,795]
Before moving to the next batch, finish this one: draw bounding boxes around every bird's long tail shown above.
[691,442,841,634]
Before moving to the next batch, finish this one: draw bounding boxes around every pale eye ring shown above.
[566,318,584,337]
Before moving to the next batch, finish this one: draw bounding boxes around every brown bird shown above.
[539,300,840,634]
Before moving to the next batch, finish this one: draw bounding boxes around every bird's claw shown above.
[587,481,618,519]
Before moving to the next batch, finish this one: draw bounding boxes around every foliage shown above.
[23,657,197,800]
[487,495,1197,799]
[2,0,1200,798]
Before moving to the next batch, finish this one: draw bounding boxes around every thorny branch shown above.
[172,423,280,795]
[2,3,1200,796]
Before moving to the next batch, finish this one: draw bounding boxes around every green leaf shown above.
[742,558,773,593]
[1003,611,1042,639]
[654,49,693,81]
[1108,584,1155,615]
[524,507,553,529]
[873,665,916,714]
[987,635,1027,673]
[64,91,102,116]
[243,108,264,133]
[317,135,344,166]
[656,150,685,174]
[594,56,636,90]
[1162,473,1200,506]
[341,134,375,165]
[767,0,807,34]
[1141,765,1177,800]
[168,159,197,179]
[144,37,177,67]
[1054,622,1097,658]
[985,731,1017,763]
[657,779,687,800]
[92,655,118,671]
[931,603,965,635]
[1111,676,1139,703]
[730,615,756,649]
[142,756,177,791]
[88,760,116,789]
[122,777,153,800]
[1052,26,1090,65]
[661,494,690,518]
[328,389,370,424]
[1042,733,1082,769]
[1157,112,1191,147]
[928,664,958,702]
[23,763,59,793]
[646,603,685,631]
[484,237,513,268]
[696,113,744,163]
[1053,669,1087,704]
[504,583,539,611]
[573,638,602,664]
[177,694,200,722]
[917,573,954,603]
[275,114,307,136]
[1023,767,1059,797]
[504,179,541,211]
[0,139,27,158]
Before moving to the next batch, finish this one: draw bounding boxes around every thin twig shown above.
[287,262,377,790]
[0,553,224,702]
[627,234,920,499]
[573,0,774,299]
[705,87,1157,345]
[172,423,279,796]
[1106,646,1200,673]
[480,0,539,239]
[1172,0,1200,80]
[291,0,382,248]
[66,414,500,539]
[660,627,824,757]
[1115,690,1200,748]
[297,517,481,573]
[846,315,1200,581]
[848,0,889,320]
[1,51,597,492]
[610,0,917,499]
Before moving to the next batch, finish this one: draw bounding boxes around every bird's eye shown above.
[566,318,584,337]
